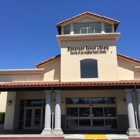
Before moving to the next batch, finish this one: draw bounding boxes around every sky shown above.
[0,0,140,69]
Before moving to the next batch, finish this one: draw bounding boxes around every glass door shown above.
[33,108,42,129]
[24,107,42,129]
[78,106,91,130]
[24,108,32,129]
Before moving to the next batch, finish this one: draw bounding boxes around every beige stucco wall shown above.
[61,90,127,115]
[0,74,43,82]
[60,40,119,81]
[0,92,7,112]
[118,57,140,80]
[4,92,16,130]
[42,58,60,81]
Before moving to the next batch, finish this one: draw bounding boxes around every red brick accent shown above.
[129,136,140,140]
[0,136,64,139]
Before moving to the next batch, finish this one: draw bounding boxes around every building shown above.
[0,11,140,136]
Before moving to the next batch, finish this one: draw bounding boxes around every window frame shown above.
[104,23,112,33]
[74,22,101,34]
[80,59,98,78]
[63,24,70,34]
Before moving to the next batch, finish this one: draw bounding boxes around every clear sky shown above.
[0,0,140,69]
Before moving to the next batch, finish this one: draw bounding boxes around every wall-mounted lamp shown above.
[7,100,12,106]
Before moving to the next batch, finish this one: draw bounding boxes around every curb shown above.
[129,136,140,140]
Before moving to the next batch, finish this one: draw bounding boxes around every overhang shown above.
[0,80,140,91]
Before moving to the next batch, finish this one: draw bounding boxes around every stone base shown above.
[53,128,63,136]
[41,128,52,135]
[126,128,139,136]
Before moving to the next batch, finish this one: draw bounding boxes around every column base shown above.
[41,128,52,135]
[53,128,63,136]
[126,128,139,136]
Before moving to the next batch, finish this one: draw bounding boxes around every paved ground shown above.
[0,134,129,140]
[64,134,128,139]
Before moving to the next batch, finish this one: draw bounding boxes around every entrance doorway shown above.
[24,107,43,129]
[18,99,45,130]
[66,97,118,130]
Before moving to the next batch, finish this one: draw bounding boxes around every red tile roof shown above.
[117,53,140,64]
[0,80,140,89]
[36,54,60,68]
[56,11,120,34]
[36,53,140,68]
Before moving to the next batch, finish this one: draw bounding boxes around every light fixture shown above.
[7,100,12,106]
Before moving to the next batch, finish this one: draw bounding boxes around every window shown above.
[64,24,70,34]
[80,59,98,78]
[105,23,112,33]
[74,22,101,34]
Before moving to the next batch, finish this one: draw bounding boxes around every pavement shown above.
[64,134,129,139]
[0,134,130,140]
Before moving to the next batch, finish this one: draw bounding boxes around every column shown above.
[53,90,63,135]
[70,23,74,35]
[125,89,139,136]
[41,90,52,135]
[4,91,16,130]
[101,21,105,33]
[136,89,140,129]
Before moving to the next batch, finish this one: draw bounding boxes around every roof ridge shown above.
[56,11,120,26]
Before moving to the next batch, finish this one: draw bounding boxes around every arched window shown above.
[80,59,98,78]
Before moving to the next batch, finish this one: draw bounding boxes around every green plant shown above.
[0,112,5,124]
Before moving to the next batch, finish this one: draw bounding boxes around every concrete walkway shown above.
[0,133,129,139]
[64,134,128,139]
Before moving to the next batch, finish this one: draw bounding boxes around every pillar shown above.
[41,90,52,135]
[136,89,140,129]
[101,21,105,33]
[125,89,139,136]
[53,90,63,135]
[4,91,16,130]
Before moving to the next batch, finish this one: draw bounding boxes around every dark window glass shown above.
[26,100,43,107]
[74,22,101,34]
[77,98,90,104]
[64,24,70,34]
[80,59,98,78]
[66,98,79,104]
[66,98,90,104]
[92,107,103,117]
[25,109,32,127]
[105,23,112,33]
[79,119,90,127]
[104,107,116,117]
[18,121,23,129]
[91,98,116,104]
[67,119,78,129]
[67,108,78,117]
[93,119,104,126]
[79,107,90,117]
[20,100,25,107]
[19,108,24,120]
[105,119,117,129]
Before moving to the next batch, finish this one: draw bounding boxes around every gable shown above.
[117,56,140,80]
[56,11,119,35]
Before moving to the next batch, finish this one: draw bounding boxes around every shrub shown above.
[0,112,5,124]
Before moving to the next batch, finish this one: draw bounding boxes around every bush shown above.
[0,112,5,124]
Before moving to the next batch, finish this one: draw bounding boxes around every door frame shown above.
[23,107,43,129]
[66,104,118,130]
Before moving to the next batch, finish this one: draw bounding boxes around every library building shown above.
[0,11,140,136]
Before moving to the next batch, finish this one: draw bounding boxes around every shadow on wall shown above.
[118,58,140,80]
[43,58,60,81]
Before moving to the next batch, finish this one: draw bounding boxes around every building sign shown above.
[68,46,109,55]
